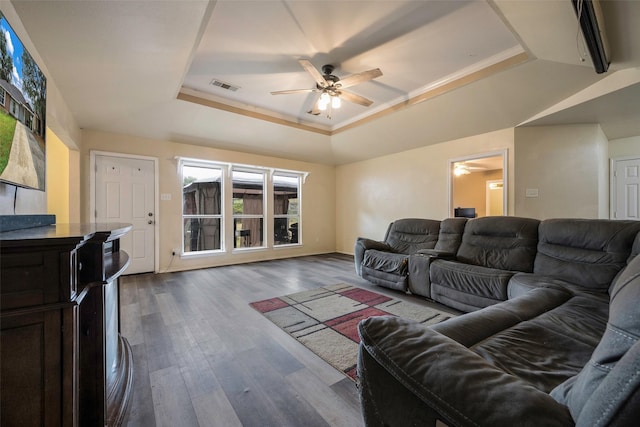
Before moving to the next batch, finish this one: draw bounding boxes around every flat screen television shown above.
[0,11,46,191]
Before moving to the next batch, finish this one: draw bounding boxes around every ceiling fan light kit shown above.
[271,59,382,118]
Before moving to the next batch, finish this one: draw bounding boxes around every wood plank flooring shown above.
[119,253,458,427]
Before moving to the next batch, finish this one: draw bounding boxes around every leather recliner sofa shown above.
[356,216,640,313]
[354,218,441,291]
[355,217,640,426]
[357,241,640,426]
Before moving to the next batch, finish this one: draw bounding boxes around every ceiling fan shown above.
[271,59,382,116]
[453,161,487,176]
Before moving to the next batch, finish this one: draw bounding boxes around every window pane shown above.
[274,173,300,246]
[274,175,298,215]
[231,170,265,249]
[274,217,299,244]
[234,218,263,248]
[183,218,221,252]
[232,170,264,215]
[183,166,222,215]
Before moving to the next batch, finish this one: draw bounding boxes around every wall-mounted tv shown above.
[0,11,46,191]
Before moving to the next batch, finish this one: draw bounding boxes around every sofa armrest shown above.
[573,338,640,426]
[357,237,394,252]
[407,251,456,297]
[358,316,573,427]
[354,237,394,276]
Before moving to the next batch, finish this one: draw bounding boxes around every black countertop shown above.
[0,223,132,247]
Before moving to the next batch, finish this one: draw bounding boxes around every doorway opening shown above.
[449,150,507,218]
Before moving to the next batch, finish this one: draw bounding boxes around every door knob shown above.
[148,220,153,225]
[148,212,153,217]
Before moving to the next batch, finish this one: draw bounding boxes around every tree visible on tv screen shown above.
[0,17,11,82]
[0,12,12,82]
[21,50,46,131]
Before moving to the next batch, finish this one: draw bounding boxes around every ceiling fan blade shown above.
[299,59,328,88]
[339,90,374,107]
[336,68,382,89]
[271,88,316,95]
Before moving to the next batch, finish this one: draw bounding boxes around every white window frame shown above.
[0,87,5,106]
[176,156,308,256]
[232,167,267,251]
[273,171,302,247]
[180,158,225,256]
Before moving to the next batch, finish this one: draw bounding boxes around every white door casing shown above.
[93,153,157,274]
[611,156,640,220]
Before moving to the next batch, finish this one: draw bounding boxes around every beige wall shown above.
[68,148,81,222]
[335,128,515,254]
[46,129,69,222]
[81,130,336,272]
[514,124,609,219]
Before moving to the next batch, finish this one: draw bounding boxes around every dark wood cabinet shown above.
[1,223,133,426]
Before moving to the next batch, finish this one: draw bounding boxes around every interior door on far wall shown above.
[95,154,155,274]
[612,157,640,220]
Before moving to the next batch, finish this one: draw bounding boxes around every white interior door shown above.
[612,157,640,220]
[485,180,504,216]
[95,154,155,274]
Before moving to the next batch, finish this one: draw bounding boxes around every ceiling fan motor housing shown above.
[321,64,335,75]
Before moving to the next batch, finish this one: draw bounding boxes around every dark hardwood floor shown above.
[119,253,457,427]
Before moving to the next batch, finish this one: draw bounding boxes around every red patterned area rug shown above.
[250,283,454,381]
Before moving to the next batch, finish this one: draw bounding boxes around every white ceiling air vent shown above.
[209,79,240,92]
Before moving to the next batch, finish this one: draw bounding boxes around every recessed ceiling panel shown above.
[182,0,523,130]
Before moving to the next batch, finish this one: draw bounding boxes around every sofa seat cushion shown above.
[431,287,607,392]
[429,259,516,312]
[508,273,611,301]
[471,295,608,392]
[358,315,574,426]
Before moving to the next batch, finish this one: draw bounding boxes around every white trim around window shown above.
[177,157,306,255]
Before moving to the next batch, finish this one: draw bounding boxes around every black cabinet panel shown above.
[1,223,132,426]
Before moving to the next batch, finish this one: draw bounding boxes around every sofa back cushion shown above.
[385,218,441,254]
[456,216,540,272]
[434,217,468,253]
[535,219,640,291]
[550,252,640,426]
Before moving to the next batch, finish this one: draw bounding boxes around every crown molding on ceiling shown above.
[178,51,529,137]
[177,87,333,136]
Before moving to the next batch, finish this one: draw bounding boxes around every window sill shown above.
[180,250,226,259]
[232,246,268,254]
[274,243,303,249]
